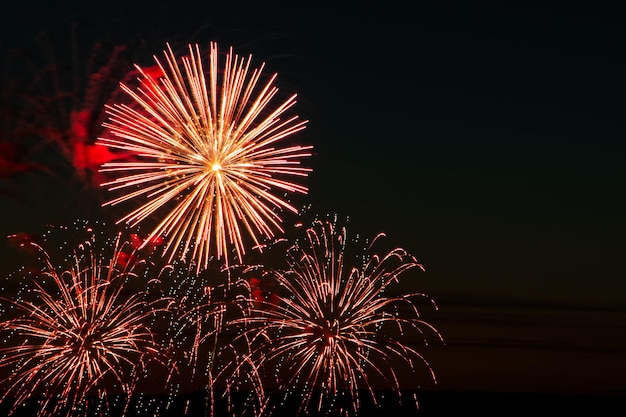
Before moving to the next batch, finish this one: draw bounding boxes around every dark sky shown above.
[1,0,625,413]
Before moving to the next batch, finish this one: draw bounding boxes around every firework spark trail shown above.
[0,231,171,417]
[172,272,269,417]
[108,247,269,417]
[98,42,312,273]
[228,219,443,416]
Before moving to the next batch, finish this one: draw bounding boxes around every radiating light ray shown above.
[228,219,443,416]
[98,42,312,273]
[0,229,171,417]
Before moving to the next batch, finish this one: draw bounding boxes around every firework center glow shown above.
[307,320,340,346]
[211,163,222,172]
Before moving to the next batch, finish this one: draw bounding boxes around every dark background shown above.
[1,1,625,415]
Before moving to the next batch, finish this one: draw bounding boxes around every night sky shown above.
[1,1,625,415]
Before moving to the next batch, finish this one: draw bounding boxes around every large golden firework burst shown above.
[98,42,312,272]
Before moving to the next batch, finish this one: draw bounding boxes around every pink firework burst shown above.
[0,231,170,417]
[230,219,443,416]
[98,42,312,273]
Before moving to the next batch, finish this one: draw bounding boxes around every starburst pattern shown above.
[98,42,312,272]
[230,219,443,416]
[0,230,170,417]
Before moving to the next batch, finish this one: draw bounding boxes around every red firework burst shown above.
[0,232,170,417]
[229,219,443,416]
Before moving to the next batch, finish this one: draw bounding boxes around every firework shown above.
[98,42,312,273]
[1,32,138,184]
[164,266,268,417]
[230,219,443,416]
[0,228,170,417]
